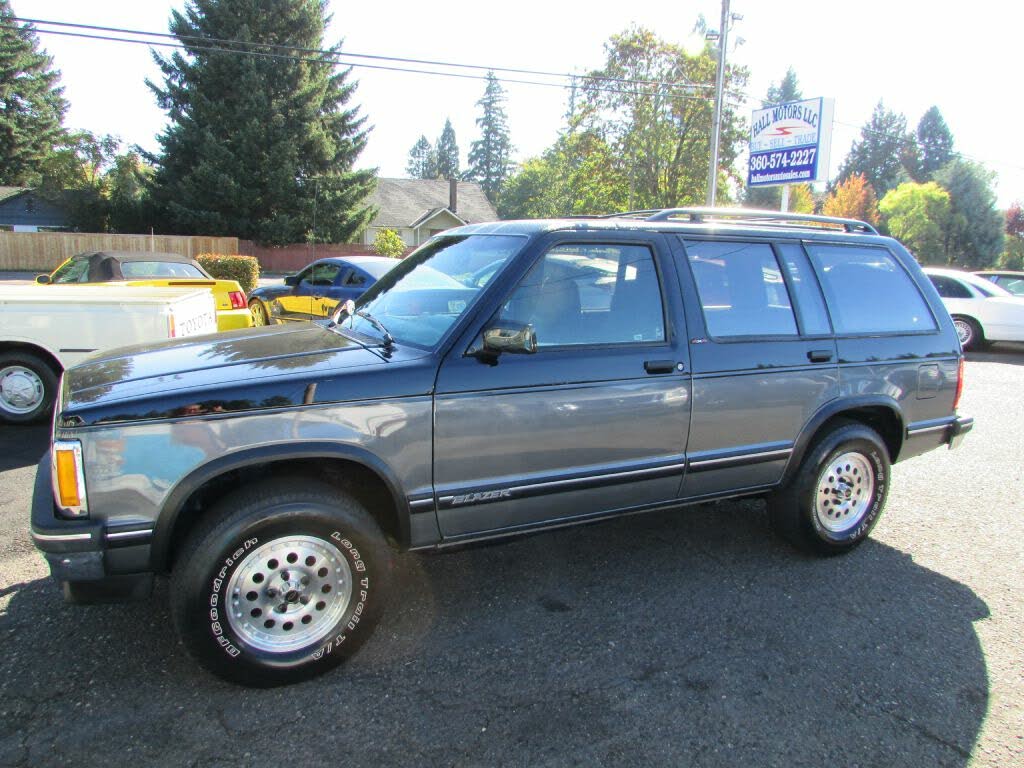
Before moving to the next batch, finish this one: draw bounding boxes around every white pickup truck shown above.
[0,284,217,423]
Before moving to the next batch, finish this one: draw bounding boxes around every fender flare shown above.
[781,396,905,486]
[150,441,410,570]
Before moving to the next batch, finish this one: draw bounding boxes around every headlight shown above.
[52,440,88,518]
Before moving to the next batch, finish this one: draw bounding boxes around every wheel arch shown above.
[0,340,64,375]
[782,397,905,487]
[151,442,410,573]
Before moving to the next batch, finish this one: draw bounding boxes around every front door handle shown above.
[807,349,833,363]
[644,359,678,374]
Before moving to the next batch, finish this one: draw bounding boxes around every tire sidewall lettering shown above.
[810,440,887,544]
[207,536,259,659]
[316,532,372,659]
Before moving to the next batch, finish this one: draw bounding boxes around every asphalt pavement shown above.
[1,346,1022,767]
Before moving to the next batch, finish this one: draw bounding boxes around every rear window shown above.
[120,261,206,278]
[806,245,936,334]
[682,240,798,338]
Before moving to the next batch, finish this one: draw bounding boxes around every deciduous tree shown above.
[147,0,376,245]
[821,173,880,226]
[878,182,950,263]
[997,201,1024,270]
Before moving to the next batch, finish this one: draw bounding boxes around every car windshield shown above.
[51,258,91,283]
[337,234,526,348]
[964,275,1011,298]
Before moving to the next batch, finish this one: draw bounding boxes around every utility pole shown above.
[706,0,730,207]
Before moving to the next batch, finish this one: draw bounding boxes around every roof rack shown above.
[603,207,879,235]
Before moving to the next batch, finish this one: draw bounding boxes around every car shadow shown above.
[0,424,48,472]
[0,500,989,766]
[967,341,1024,365]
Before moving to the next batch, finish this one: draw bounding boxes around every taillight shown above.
[953,357,965,411]
[53,440,88,518]
[228,291,247,309]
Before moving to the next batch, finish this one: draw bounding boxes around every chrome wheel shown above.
[953,318,974,347]
[814,451,875,533]
[250,300,269,326]
[0,364,44,415]
[226,535,352,653]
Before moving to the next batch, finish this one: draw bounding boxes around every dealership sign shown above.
[748,98,834,187]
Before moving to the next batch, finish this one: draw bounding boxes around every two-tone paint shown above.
[32,217,973,601]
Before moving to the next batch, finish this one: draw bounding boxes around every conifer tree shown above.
[467,72,513,202]
[147,0,376,244]
[0,3,69,186]
[406,135,437,179]
[836,101,916,198]
[916,106,955,180]
[434,119,460,180]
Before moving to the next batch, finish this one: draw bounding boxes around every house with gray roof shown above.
[0,187,71,232]
[361,178,497,247]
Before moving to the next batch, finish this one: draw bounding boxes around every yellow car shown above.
[37,251,253,331]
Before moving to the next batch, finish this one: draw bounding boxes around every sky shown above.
[12,0,1024,207]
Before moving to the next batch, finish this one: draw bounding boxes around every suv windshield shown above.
[339,234,526,348]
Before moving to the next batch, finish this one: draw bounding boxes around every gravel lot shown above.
[1,346,1021,767]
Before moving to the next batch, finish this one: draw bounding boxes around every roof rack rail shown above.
[604,207,879,235]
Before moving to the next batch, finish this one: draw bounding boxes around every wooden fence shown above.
[238,241,413,272]
[0,232,239,272]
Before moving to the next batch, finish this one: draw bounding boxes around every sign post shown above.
[748,98,834,209]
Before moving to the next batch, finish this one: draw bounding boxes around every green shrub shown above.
[197,253,260,294]
[372,228,406,258]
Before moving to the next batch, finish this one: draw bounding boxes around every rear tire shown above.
[0,351,58,424]
[170,478,392,687]
[952,315,983,351]
[249,299,269,326]
[768,420,890,556]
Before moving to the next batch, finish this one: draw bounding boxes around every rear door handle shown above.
[644,359,678,374]
[807,349,833,363]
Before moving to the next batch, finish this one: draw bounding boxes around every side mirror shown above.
[35,274,52,285]
[482,322,537,355]
[284,274,299,287]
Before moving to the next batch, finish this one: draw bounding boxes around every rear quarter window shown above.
[806,244,936,335]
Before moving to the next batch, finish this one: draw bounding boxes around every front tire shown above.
[170,479,392,687]
[0,351,58,424]
[768,420,890,555]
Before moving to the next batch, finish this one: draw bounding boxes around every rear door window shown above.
[806,245,936,334]
[928,274,972,299]
[682,240,798,338]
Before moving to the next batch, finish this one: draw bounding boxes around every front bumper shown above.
[30,452,153,603]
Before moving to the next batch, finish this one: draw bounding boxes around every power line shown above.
[12,15,716,93]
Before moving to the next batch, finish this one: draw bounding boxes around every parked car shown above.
[923,267,1024,350]
[36,251,252,332]
[32,209,973,687]
[248,256,399,325]
[974,270,1024,297]
[1,285,216,422]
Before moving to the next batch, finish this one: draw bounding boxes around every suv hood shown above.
[60,323,433,427]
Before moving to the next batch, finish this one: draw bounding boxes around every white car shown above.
[923,267,1024,350]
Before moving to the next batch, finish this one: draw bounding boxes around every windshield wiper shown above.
[353,309,395,349]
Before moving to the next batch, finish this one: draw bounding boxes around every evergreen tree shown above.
[0,3,69,186]
[836,101,915,198]
[147,0,376,245]
[434,119,460,180]
[763,67,801,107]
[467,71,513,203]
[406,134,437,179]
[933,159,1004,268]
[749,67,803,209]
[916,106,954,180]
